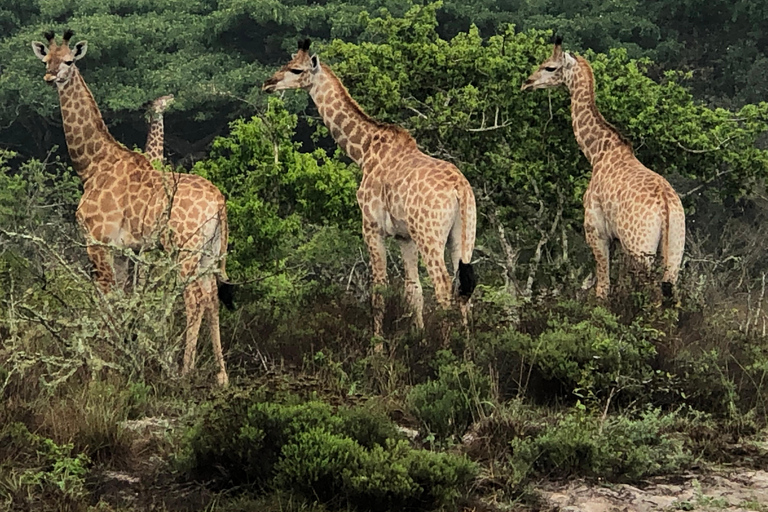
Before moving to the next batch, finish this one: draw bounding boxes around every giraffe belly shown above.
[104,224,140,249]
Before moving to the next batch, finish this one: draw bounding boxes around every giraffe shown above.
[112,94,176,290]
[32,30,234,386]
[521,37,685,299]
[263,39,477,338]
[144,94,174,165]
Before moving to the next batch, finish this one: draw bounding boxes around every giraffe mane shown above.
[321,62,415,142]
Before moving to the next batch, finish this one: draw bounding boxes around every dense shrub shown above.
[408,356,493,440]
[508,406,691,483]
[181,392,476,510]
[473,300,659,404]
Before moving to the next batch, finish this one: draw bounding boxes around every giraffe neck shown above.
[57,68,122,181]
[144,112,165,163]
[565,56,629,166]
[309,64,409,167]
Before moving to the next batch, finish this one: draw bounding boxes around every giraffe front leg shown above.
[86,244,116,294]
[585,224,610,299]
[397,238,424,330]
[363,225,388,342]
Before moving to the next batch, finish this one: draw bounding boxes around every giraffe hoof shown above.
[216,371,229,387]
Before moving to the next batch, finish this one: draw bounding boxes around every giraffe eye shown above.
[289,69,303,74]
[545,66,558,72]
[64,60,74,66]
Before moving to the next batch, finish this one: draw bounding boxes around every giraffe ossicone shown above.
[522,37,685,300]
[263,38,478,337]
[32,31,233,386]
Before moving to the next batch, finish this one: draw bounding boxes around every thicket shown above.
[1,3,768,511]
[180,392,476,510]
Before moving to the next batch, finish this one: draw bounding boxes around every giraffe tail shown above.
[456,183,478,299]
[660,188,685,299]
[216,205,235,310]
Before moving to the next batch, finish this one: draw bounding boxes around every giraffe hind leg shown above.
[203,275,228,386]
[182,280,204,376]
[397,238,424,330]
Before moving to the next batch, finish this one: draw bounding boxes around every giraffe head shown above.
[149,94,175,115]
[31,30,88,88]
[262,39,320,93]
[521,36,576,91]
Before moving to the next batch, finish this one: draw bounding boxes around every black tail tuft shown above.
[661,281,673,299]
[217,281,235,310]
[458,260,478,299]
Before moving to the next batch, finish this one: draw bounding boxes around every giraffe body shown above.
[263,39,477,336]
[32,32,231,386]
[144,94,174,164]
[522,39,685,298]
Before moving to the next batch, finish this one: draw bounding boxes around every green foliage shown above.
[408,355,493,440]
[193,97,360,313]
[181,393,476,510]
[508,406,690,484]
[473,300,658,403]
[527,303,659,400]
[0,422,91,506]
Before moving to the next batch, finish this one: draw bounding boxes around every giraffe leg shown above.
[182,280,204,376]
[585,225,610,299]
[86,244,116,294]
[421,246,454,346]
[397,238,424,330]
[363,225,388,341]
[202,275,228,386]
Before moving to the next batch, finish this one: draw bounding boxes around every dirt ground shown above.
[540,469,768,511]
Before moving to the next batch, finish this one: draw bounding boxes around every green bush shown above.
[0,422,91,508]
[475,300,660,403]
[508,406,690,483]
[180,392,477,510]
[408,357,493,440]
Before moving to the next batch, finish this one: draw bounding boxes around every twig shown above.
[676,136,735,154]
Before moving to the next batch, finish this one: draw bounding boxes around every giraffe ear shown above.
[310,54,320,72]
[31,42,48,61]
[73,40,88,60]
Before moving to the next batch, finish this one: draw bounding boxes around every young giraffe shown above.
[32,31,233,386]
[521,37,685,299]
[263,39,477,337]
[144,94,174,165]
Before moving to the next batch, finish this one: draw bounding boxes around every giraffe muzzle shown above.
[521,79,535,91]
[262,78,278,93]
